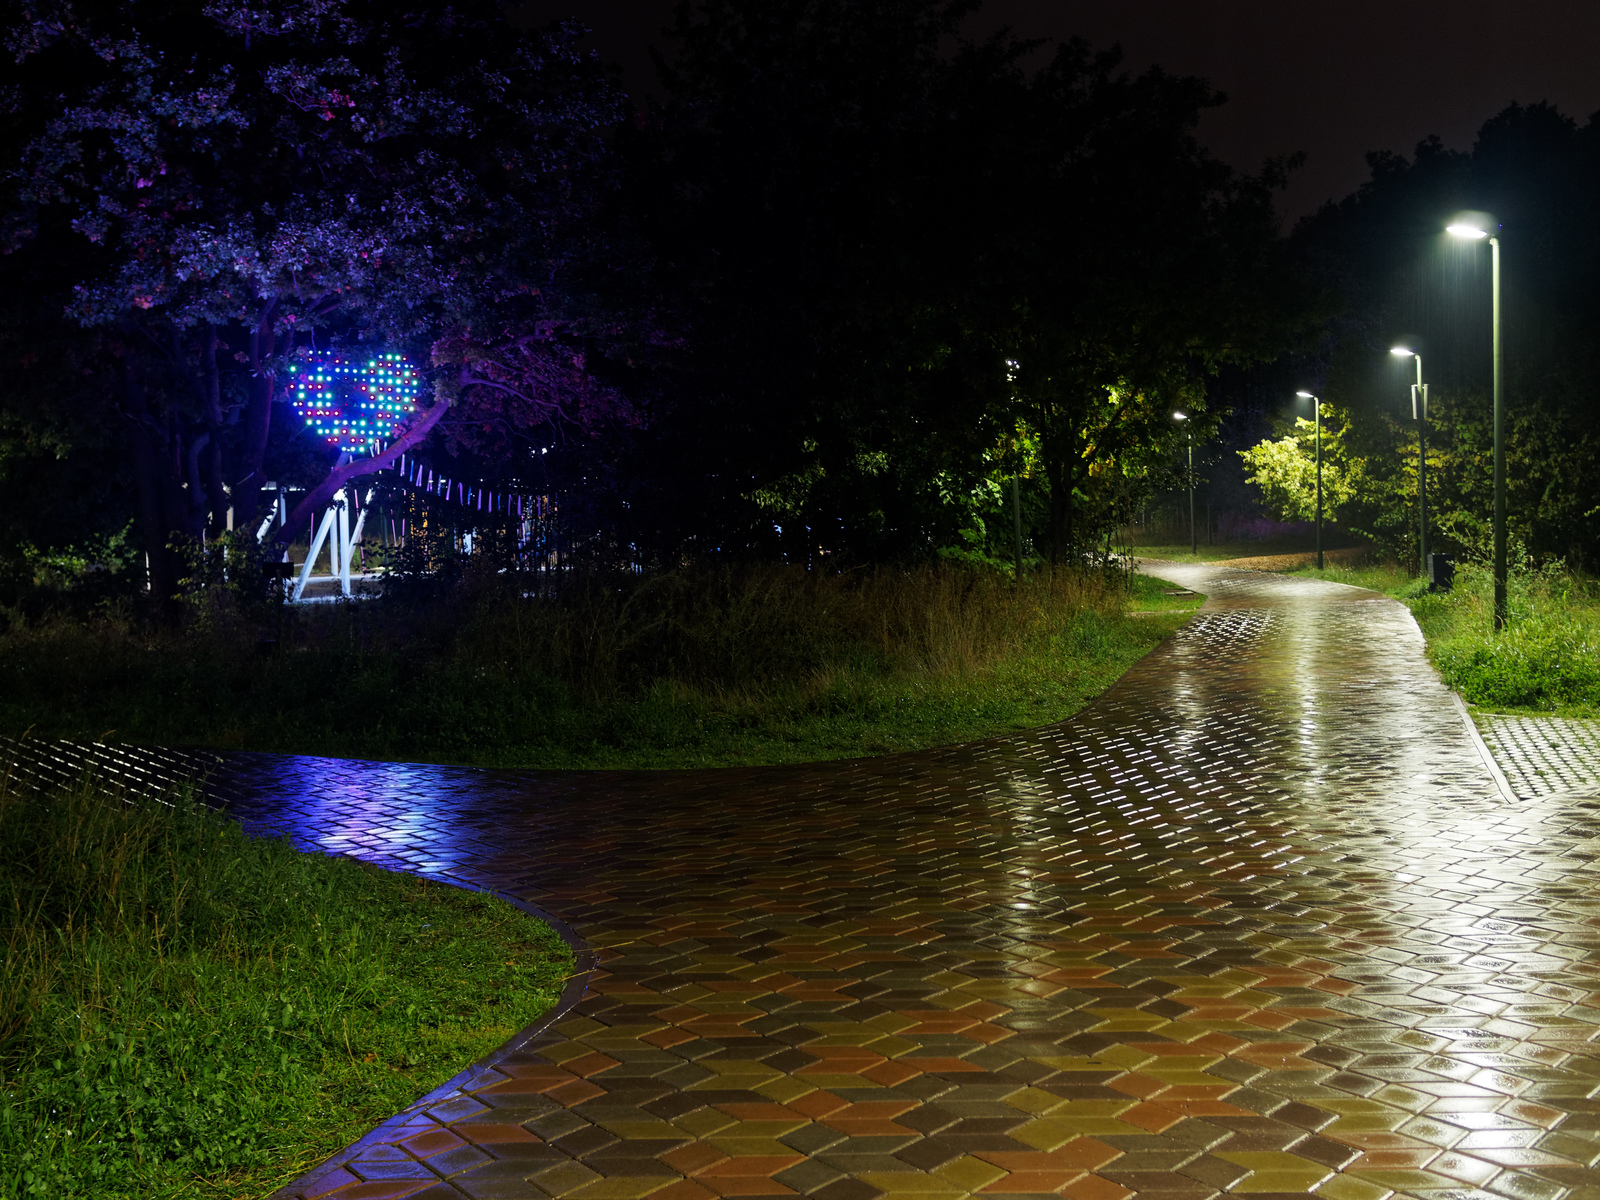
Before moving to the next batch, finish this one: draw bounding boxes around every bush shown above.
[1406,559,1600,712]
[1434,624,1600,708]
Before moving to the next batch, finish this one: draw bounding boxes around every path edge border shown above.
[267,883,595,1200]
[1449,691,1519,802]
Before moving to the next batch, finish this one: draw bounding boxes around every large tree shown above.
[1,0,629,602]
[979,43,1317,561]
[628,1,1318,564]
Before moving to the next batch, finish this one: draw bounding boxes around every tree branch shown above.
[268,398,451,552]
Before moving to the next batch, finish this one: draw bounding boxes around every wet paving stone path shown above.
[214,564,1600,1200]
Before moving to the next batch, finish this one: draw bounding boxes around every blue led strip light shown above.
[289,351,421,455]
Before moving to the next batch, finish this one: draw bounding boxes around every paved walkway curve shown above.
[224,564,1600,1200]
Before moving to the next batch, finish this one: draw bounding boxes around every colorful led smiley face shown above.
[290,351,421,454]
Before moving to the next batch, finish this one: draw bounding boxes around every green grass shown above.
[1,565,1201,770]
[1279,560,1418,593]
[1128,542,1273,563]
[1126,574,1206,615]
[1408,563,1600,716]
[0,763,573,1200]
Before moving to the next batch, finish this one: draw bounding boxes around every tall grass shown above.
[0,564,1190,768]
[0,757,572,1199]
[450,564,1132,698]
[1411,561,1600,712]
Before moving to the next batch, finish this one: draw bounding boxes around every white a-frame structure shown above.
[256,485,375,601]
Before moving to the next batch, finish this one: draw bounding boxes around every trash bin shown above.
[1427,552,1453,591]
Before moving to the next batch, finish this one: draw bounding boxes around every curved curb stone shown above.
[273,891,598,1200]
[202,565,1600,1199]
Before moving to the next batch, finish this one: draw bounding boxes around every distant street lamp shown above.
[1296,391,1323,569]
[1447,213,1505,630]
[1390,347,1429,576]
[1173,411,1196,555]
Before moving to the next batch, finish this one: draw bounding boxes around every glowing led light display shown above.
[288,351,421,454]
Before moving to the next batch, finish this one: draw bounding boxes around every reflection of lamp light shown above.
[1390,348,1429,578]
[1447,212,1504,629]
[1172,413,1195,556]
[1296,392,1323,569]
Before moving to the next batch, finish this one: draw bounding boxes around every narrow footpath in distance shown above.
[208,563,1600,1200]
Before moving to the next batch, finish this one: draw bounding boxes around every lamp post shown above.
[1173,411,1195,555]
[1447,213,1505,630]
[1391,347,1429,577]
[1296,391,1323,569]
[1005,359,1024,583]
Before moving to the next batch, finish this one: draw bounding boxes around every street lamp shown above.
[1447,212,1505,630]
[1390,347,1429,577]
[1173,411,1195,555]
[1296,391,1323,569]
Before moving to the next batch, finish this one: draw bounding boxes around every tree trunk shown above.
[122,360,186,612]
[1043,424,1076,565]
[202,434,229,538]
[232,299,279,531]
[269,397,453,554]
[199,324,231,537]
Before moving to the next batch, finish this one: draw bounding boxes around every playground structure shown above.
[258,351,562,601]
[255,484,377,601]
[253,463,563,603]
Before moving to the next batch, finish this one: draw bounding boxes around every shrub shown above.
[1434,624,1600,709]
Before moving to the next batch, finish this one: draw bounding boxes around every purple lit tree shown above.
[2,0,632,602]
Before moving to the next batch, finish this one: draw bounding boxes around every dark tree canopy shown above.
[1,0,1325,602]
[1,0,630,600]
[623,0,1317,564]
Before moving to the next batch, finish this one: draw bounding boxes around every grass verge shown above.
[0,761,573,1199]
[1,565,1200,770]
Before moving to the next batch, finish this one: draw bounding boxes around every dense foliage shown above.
[0,0,1318,610]
[0,0,633,604]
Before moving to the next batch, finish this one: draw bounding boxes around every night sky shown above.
[533,0,1600,223]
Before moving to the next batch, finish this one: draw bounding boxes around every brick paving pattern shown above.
[1479,716,1600,799]
[200,564,1600,1200]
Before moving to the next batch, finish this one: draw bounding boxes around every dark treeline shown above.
[617,0,1315,566]
[0,0,1316,608]
[11,0,1600,608]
